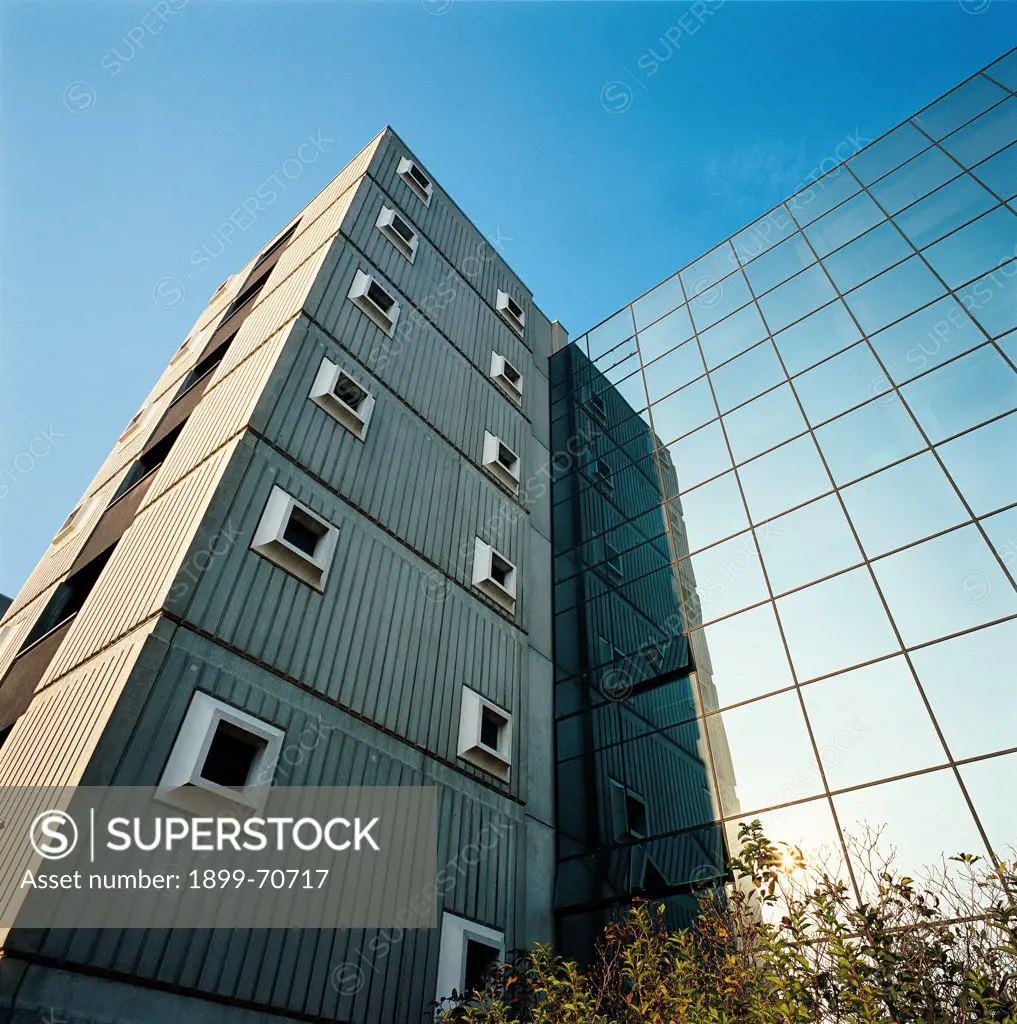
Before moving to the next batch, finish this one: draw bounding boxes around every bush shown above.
[435,821,1017,1023]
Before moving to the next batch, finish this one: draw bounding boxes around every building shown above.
[0,129,557,1022]
[0,45,1015,1023]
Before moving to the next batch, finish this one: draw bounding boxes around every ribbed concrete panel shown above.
[368,131,533,324]
[306,244,534,448]
[0,621,156,788]
[257,318,528,572]
[340,176,535,376]
[43,440,240,681]
[176,444,525,775]
[144,330,292,504]
[3,469,130,620]
[8,628,525,1024]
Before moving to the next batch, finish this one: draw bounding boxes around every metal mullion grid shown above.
[839,160,1017,594]
[654,268,865,898]
[781,183,1012,869]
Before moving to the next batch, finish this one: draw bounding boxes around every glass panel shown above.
[973,140,1017,200]
[680,241,740,298]
[834,770,987,881]
[913,74,1009,140]
[637,304,695,364]
[981,505,1017,571]
[686,531,770,624]
[633,276,683,331]
[816,394,925,485]
[733,204,797,264]
[804,191,885,258]
[746,800,848,885]
[676,472,748,554]
[698,304,768,369]
[794,342,891,425]
[707,690,821,816]
[986,50,1017,89]
[901,344,1017,442]
[960,753,1017,859]
[923,205,1017,289]
[956,264,1017,338]
[936,411,1017,516]
[738,435,831,523]
[650,377,716,443]
[823,221,912,293]
[595,336,637,377]
[871,524,1017,647]
[869,146,961,216]
[843,256,945,335]
[777,567,900,681]
[895,175,997,249]
[787,167,861,227]
[840,452,969,557]
[743,232,815,296]
[848,123,930,185]
[869,296,987,384]
[710,341,785,413]
[761,495,862,595]
[773,299,861,376]
[688,272,752,332]
[587,308,633,360]
[758,265,837,333]
[911,620,1017,761]
[665,420,731,491]
[613,366,648,412]
[643,336,704,402]
[694,603,794,711]
[724,383,807,464]
[940,96,1017,167]
[803,657,946,789]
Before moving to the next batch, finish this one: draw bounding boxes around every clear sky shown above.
[0,0,1012,597]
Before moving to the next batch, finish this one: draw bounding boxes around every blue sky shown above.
[0,0,1011,596]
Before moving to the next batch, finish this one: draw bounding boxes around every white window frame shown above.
[251,486,339,591]
[490,351,523,404]
[375,205,419,262]
[52,495,97,547]
[495,290,525,337]
[348,269,401,336]
[156,691,285,815]
[457,685,512,780]
[119,403,154,443]
[435,911,504,1005]
[397,156,433,206]
[481,431,521,493]
[309,358,376,441]
[472,538,517,612]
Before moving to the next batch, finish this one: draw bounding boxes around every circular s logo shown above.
[30,809,78,860]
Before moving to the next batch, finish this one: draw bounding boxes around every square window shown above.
[687,531,769,624]
[309,358,376,440]
[490,351,523,403]
[823,221,913,294]
[435,912,504,1004]
[869,147,960,216]
[397,155,433,205]
[923,205,1017,290]
[937,412,1017,516]
[637,304,694,364]
[651,377,716,443]
[680,241,739,297]
[375,204,418,261]
[743,231,816,297]
[847,122,929,185]
[794,342,891,425]
[758,265,837,334]
[957,265,1017,339]
[733,205,798,263]
[472,538,517,611]
[482,431,521,492]
[458,685,512,779]
[633,275,683,331]
[644,337,704,401]
[348,269,400,336]
[664,420,731,490]
[844,257,945,335]
[772,300,861,377]
[914,74,1009,141]
[940,96,1017,168]
[788,167,861,227]
[675,472,747,554]
[157,692,284,814]
[803,191,885,259]
[972,141,1017,201]
[698,304,768,370]
[688,272,751,332]
[737,435,830,522]
[709,341,785,413]
[496,290,526,336]
[896,176,996,250]
[251,486,338,590]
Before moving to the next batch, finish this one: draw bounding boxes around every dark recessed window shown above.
[501,361,521,386]
[199,721,267,789]
[111,422,185,502]
[333,374,369,412]
[20,545,117,650]
[490,553,512,588]
[252,221,300,269]
[463,938,500,994]
[174,332,237,400]
[220,268,272,323]
[497,444,517,471]
[480,708,503,751]
[625,793,647,838]
[283,507,327,557]
[366,280,395,314]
